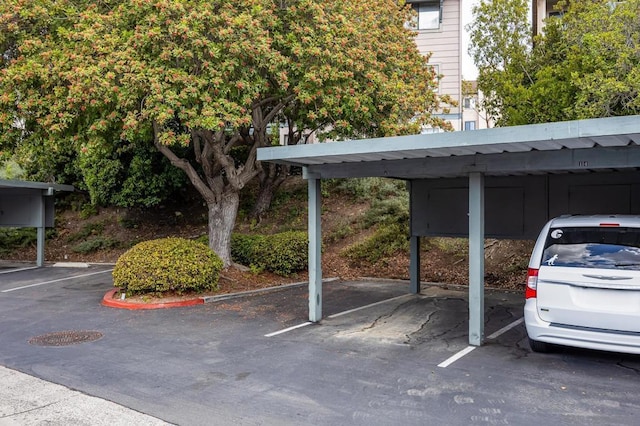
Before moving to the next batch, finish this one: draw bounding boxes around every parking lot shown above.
[1,263,640,425]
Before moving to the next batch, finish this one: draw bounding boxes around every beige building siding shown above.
[413,0,462,130]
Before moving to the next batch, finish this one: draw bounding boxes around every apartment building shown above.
[408,0,464,131]
[533,0,561,35]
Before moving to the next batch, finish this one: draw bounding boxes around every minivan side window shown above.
[542,227,640,270]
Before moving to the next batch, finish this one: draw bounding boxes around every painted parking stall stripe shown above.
[2,269,113,293]
[438,346,476,368]
[265,322,312,337]
[328,294,413,319]
[486,317,524,340]
[437,317,524,368]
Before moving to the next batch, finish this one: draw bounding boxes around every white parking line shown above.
[327,294,413,319]
[0,267,39,275]
[265,322,312,337]
[437,318,524,368]
[487,317,524,340]
[437,346,476,368]
[1,269,113,293]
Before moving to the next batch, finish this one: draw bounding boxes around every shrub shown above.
[0,228,36,256]
[231,233,265,266]
[72,236,119,254]
[231,231,307,276]
[113,238,223,295]
[342,223,409,264]
[253,231,308,276]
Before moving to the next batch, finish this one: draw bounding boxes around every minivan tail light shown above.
[599,223,620,227]
[525,268,538,299]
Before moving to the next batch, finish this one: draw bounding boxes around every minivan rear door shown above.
[536,226,640,333]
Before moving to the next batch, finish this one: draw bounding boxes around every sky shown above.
[462,0,480,80]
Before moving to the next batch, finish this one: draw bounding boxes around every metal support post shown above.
[409,236,421,294]
[307,172,322,322]
[468,172,485,346]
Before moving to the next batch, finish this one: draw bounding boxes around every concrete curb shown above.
[101,278,340,310]
[101,289,204,310]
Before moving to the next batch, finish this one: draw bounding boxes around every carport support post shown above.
[307,170,323,322]
[409,236,420,294]
[468,172,485,346]
[36,194,46,267]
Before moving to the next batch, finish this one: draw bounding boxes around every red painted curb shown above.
[101,289,204,310]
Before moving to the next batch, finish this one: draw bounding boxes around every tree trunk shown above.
[251,178,277,221]
[208,190,240,268]
[250,163,290,220]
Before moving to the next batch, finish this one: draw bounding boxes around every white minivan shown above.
[524,215,640,354]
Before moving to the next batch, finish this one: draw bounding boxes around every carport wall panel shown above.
[410,171,640,240]
[0,191,55,228]
[410,176,548,240]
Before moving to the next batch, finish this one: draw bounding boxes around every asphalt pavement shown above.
[1,263,640,425]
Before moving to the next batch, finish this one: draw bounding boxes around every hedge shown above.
[113,237,223,295]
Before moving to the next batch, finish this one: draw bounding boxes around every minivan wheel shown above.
[528,337,552,353]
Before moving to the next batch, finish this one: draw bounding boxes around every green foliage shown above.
[230,233,266,266]
[231,231,307,276]
[113,238,223,295]
[342,223,409,264]
[325,220,355,244]
[325,178,407,202]
[0,159,25,179]
[469,0,640,125]
[0,0,450,266]
[362,195,409,228]
[253,231,308,276]
[0,228,36,255]
[427,237,469,258]
[79,204,98,220]
[66,222,105,243]
[71,237,120,254]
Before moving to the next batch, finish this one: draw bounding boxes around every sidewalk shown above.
[0,366,168,425]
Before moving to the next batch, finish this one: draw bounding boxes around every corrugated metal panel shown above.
[257,116,640,178]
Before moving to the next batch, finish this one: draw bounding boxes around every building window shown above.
[464,121,476,131]
[410,1,441,30]
[464,97,476,110]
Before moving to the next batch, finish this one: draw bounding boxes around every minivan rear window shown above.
[542,226,640,270]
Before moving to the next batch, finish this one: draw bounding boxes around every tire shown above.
[528,337,552,353]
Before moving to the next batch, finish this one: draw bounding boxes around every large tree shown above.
[468,0,640,127]
[0,0,449,266]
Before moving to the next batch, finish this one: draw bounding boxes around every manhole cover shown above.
[28,330,103,346]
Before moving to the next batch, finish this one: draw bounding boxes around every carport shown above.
[257,115,640,346]
[0,179,74,266]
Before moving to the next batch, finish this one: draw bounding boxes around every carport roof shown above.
[258,115,640,179]
[0,179,74,192]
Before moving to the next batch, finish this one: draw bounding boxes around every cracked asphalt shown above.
[1,264,640,425]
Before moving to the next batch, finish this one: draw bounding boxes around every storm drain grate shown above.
[28,330,103,346]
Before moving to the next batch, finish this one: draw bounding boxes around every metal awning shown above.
[0,179,74,266]
[257,115,640,347]
[259,115,640,178]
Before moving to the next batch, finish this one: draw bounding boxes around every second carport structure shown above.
[257,115,640,346]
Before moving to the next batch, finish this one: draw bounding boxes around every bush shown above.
[253,231,308,276]
[342,223,409,264]
[231,231,307,276]
[113,238,223,295]
[72,236,119,254]
[231,233,265,266]
[0,228,36,256]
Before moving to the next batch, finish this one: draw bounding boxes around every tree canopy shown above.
[468,0,640,127]
[0,0,450,266]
